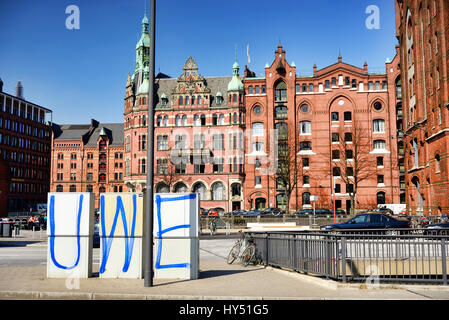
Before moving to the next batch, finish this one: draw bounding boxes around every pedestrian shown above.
[28,216,35,230]
[43,213,47,230]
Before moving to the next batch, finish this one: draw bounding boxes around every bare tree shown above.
[154,156,180,192]
[268,124,301,213]
[328,120,377,215]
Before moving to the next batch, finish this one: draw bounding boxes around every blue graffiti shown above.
[155,193,196,269]
[49,194,83,270]
[99,194,137,274]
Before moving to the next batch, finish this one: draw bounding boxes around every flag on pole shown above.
[247,43,251,64]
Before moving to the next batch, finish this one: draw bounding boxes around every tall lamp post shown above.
[144,0,156,288]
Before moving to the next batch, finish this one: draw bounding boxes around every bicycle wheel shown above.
[227,241,240,264]
[240,244,256,267]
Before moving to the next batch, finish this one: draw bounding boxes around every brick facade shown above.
[395,0,449,215]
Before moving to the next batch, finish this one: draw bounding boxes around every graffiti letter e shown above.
[365,5,380,30]
[65,5,80,30]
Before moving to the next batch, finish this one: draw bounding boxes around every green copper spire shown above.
[227,49,244,92]
[135,2,150,74]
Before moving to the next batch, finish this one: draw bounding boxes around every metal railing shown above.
[247,229,449,285]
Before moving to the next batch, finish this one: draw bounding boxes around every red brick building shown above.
[243,44,402,213]
[0,79,52,217]
[395,0,449,215]
[50,120,125,209]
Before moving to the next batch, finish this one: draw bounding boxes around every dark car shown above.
[424,222,449,235]
[315,209,332,215]
[245,210,262,217]
[228,210,246,216]
[262,208,282,216]
[321,212,411,232]
[295,209,314,215]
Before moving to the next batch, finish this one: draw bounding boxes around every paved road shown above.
[0,237,237,267]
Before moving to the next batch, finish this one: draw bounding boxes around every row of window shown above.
[0,148,49,166]
[156,181,228,201]
[10,166,49,181]
[9,182,49,194]
[55,185,122,193]
[0,117,50,139]
[0,103,47,124]
[0,133,50,153]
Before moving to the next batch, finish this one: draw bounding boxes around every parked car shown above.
[207,209,219,217]
[321,212,411,231]
[295,209,314,215]
[200,208,208,217]
[262,208,282,216]
[424,222,449,235]
[335,209,346,215]
[228,210,246,216]
[245,210,262,217]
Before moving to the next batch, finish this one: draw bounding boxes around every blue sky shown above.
[0,0,397,124]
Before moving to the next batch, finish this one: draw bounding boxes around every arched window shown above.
[275,122,288,140]
[275,81,287,102]
[373,119,385,133]
[182,115,187,126]
[194,114,200,126]
[175,115,181,126]
[435,154,441,173]
[191,96,195,105]
[86,185,93,193]
[56,185,63,192]
[219,114,224,125]
[156,183,169,193]
[69,185,76,192]
[252,122,264,136]
[233,112,238,123]
[211,182,225,201]
[163,116,168,126]
[193,182,207,200]
[302,84,307,92]
[198,96,202,105]
[248,86,253,95]
[179,96,183,105]
[212,114,218,125]
[377,192,386,205]
[255,86,260,94]
[302,192,311,205]
[299,121,311,135]
[233,94,237,103]
[174,182,188,193]
[157,116,162,126]
[99,186,106,193]
[185,96,190,105]
[275,106,287,119]
[374,140,386,150]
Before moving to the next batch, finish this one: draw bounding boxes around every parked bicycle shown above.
[227,232,257,266]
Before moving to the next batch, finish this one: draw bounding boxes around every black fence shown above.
[247,229,449,285]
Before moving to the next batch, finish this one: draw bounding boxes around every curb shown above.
[0,291,317,300]
[267,266,449,291]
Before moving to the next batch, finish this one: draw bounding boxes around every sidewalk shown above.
[1,231,449,300]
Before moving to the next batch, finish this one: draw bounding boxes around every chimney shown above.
[15,80,23,99]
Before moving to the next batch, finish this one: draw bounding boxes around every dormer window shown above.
[275,81,287,102]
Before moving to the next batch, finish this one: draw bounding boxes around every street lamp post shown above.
[144,0,156,288]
